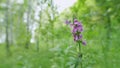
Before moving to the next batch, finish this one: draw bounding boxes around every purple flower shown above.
[74,34,78,41]
[72,24,83,34]
[73,34,82,42]
[74,19,78,22]
[72,27,78,33]
[79,34,82,39]
[65,18,86,46]
[74,21,82,26]
[82,41,86,45]
[65,20,71,25]
[77,26,83,32]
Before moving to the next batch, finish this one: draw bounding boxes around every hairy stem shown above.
[79,43,82,68]
[74,42,82,68]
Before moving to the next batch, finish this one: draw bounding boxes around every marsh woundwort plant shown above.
[65,18,86,68]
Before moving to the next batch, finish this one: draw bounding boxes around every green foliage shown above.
[0,0,120,68]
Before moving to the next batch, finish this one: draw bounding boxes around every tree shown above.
[5,0,10,54]
[25,0,32,49]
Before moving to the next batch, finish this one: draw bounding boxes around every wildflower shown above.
[72,25,83,34]
[65,20,71,25]
[65,18,86,68]
[65,18,86,46]
[74,34,82,41]
[82,40,86,45]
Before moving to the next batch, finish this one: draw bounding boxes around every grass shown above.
[0,25,120,68]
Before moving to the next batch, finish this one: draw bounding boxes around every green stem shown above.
[78,43,82,68]
[74,42,82,68]
[78,43,81,53]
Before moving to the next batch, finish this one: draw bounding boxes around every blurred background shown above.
[0,0,120,68]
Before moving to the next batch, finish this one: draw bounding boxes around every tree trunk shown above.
[26,0,31,49]
[5,0,10,55]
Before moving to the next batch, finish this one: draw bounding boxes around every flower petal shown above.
[82,41,86,45]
